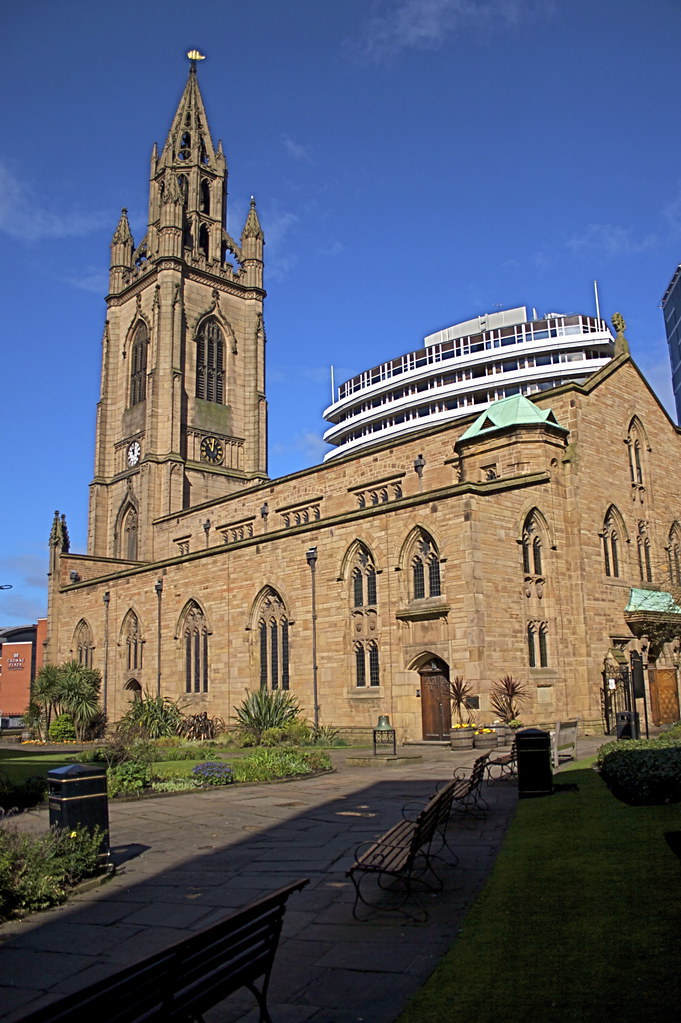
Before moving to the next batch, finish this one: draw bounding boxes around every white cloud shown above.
[354,0,548,61]
[566,223,658,259]
[281,135,312,162]
[0,159,108,242]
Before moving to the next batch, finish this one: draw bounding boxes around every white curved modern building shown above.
[322,306,615,460]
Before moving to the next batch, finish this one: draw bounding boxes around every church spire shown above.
[147,53,227,264]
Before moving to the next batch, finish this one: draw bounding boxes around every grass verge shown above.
[397,765,681,1023]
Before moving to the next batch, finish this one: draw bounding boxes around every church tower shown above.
[88,55,267,562]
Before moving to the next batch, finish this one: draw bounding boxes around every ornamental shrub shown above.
[108,761,150,797]
[0,826,104,921]
[49,713,76,742]
[229,746,331,783]
[598,741,681,804]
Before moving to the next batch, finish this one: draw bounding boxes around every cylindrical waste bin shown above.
[516,728,553,797]
[48,764,110,860]
[615,710,640,740]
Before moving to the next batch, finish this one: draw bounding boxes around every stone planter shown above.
[473,732,498,750]
[450,727,474,750]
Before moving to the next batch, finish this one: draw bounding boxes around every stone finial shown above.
[49,511,70,552]
[112,208,132,245]
[242,197,264,242]
[612,312,630,357]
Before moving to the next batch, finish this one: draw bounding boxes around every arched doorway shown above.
[418,658,451,740]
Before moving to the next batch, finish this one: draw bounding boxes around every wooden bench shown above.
[450,752,491,816]
[486,740,517,782]
[18,878,309,1023]
[347,781,457,920]
[551,718,579,768]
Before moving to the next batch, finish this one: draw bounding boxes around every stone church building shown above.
[45,63,681,739]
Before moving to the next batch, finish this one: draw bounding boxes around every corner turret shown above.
[109,209,133,293]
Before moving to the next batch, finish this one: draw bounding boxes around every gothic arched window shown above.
[602,508,622,578]
[122,506,138,561]
[129,323,148,407]
[527,621,549,668]
[182,601,209,694]
[347,543,380,689]
[627,418,648,488]
[637,521,653,583]
[196,320,224,403]
[410,533,441,600]
[257,589,290,691]
[200,179,211,214]
[521,511,545,577]
[123,611,143,672]
[668,524,681,586]
[199,224,210,260]
[73,620,94,669]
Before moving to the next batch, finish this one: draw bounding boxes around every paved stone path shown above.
[0,740,596,1022]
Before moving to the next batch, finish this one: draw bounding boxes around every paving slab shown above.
[0,738,603,1022]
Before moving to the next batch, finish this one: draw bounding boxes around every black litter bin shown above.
[48,764,110,860]
[615,710,640,740]
[516,727,553,797]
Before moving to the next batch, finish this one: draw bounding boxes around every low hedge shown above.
[598,738,681,804]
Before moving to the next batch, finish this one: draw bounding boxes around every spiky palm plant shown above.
[489,675,529,723]
[233,690,301,745]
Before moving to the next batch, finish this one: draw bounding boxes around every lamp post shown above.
[154,578,163,697]
[305,547,319,729]
[102,591,110,714]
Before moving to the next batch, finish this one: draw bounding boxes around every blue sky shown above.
[1,0,680,627]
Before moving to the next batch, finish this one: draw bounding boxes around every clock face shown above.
[200,436,224,464]
[127,441,141,467]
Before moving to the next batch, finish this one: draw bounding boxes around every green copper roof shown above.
[459,394,567,441]
[625,588,681,616]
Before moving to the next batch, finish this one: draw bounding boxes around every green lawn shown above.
[0,747,79,783]
[397,764,681,1023]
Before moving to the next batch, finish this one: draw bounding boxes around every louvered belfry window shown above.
[196,320,224,403]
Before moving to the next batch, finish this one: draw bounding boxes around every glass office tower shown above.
[662,264,681,423]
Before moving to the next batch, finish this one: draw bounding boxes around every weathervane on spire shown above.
[187,49,206,72]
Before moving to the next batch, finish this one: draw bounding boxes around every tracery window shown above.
[182,601,209,694]
[521,511,544,576]
[73,620,94,669]
[196,320,224,403]
[627,418,647,488]
[257,589,290,690]
[123,611,143,672]
[668,524,681,586]
[637,521,653,583]
[129,323,148,406]
[348,543,380,688]
[411,533,441,599]
[118,504,138,561]
[602,508,621,578]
